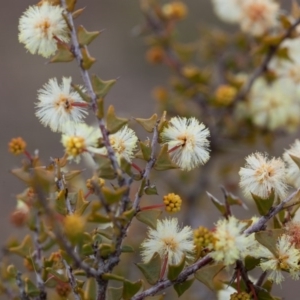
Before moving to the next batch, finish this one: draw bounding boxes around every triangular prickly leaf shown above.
[92,75,116,98]
[121,208,136,222]
[84,278,97,300]
[99,243,114,258]
[77,25,101,46]
[46,268,68,282]
[96,227,113,239]
[82,243,94,256]
[9,235,33,258]
[167,255,185,281]
[75,189,90,216]
[123,279,143,300]
[107,287,123,300]
[11,168,31,184]
[136,252,161,285]
[106,105,128,134]
[81,48,96,70]
[71,83,90,102]
[256,280,275,300]
[66,0,76,11]
[289,154,300,169]
[139,141,152,161]
[195,263,225,290]
[255,229,284,257]
[136,209,162,229]
[55,189,67,215]
[50,43,74,62]
[244,255,261,271]
[72,7,85,19]
[227,192,248,209]
[144,185,158,195]
[94,155,116,179]
[64,169,84,181]
[154,145,178,171]
[25,278,40,297]
[102,273,125,282]
[173,278,194,297]
[206,192,226,215]
[135,114,158,133]
[251,189,275,216]
[102,185,128,205]
[121,245,134,253]
[97,98,105,119]
[87,211,111,223]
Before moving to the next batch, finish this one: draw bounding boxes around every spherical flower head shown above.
[61,123,102,163]
[163,193,182,213]
[193,226,214,257]
[209,216,248,266]
[214,85,237,106]
[239,152,288,201]
[285,221,300,250]
[146,46,165,64]
[211,0,243,23]
[249,78,299,131]
[8,137,27,155]
[140,218,195,265]
[63,214,85,241]
[258,234,300,284]
[18,2,70,58]
[283,139,300,188]
[162,1,188,20]
[161,117,210,171]
[36,77,88,132]
[240,0,279,36]
[86,176,105,193]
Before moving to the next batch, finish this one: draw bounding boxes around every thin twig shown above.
[63,260,81,300]
[16,271,30,300]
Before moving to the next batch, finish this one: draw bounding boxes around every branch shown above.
[233,18,300,103]
[63,260,81,300]
[16,271,29,300]
[132,256,213,300]
[60,0,124,184]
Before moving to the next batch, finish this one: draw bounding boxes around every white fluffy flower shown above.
[161,117,210,171]
[61,123,102,163]
[35,77,88,132]
[211,0,243,23]
[141,218,195,265]
[239,0,279,36]
[99,126,138,163]
[239,152,287,200]
[209,216,248,266]
[249,78,299,130]
[283,139,300,188]
[257,234,300,284]
[18,2,69,58]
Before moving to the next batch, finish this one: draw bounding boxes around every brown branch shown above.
[16,271,29,300]
[233,18,300,103]
[63,259,81,300]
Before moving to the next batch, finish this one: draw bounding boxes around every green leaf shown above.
[95,155,116,179]
[144,185,158,195]
[72,7,85,19]
[84,278,97,300]
[99,243,114,258]
[92,75,116,98]
[255,229,284,257]
[77,25,100,46]
[46,268,68,282]
[121,245,134,253]
[227,192,248,209]
[82,243,94,256]
[136,252,161,285]
[194,263,225,290]
[106,105,128,134]
[244,255,260,271]
[107,287,123,300]
[9,235,33,258]
[25,278,40,297]
[135,114,158,133]
[167,255,185,281]
[55,189,67,216]
[136,209,162,229]
[139,141,152,161]
[173,279,194,297]
[66,0,76,12]
[76,189,90,216]
[123,279,143,300]
[81,48,96,70]
[50,43,74,63]
[256,279,275,300]
[206,192,226,215]
[154,145,178,171]
[289,154,300,169]
[87,211,111,223]
[11,168,31,185]
[102,273,125,282]
[102,186,128,205]
[145,296,165,300]
[251,189,275,216]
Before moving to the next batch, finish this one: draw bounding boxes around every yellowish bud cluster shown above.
[8,137,27,155]
[146,46,165,64]
[182,65,199,79]
[214,85,237,106]
[56,281,71,298]
[64,214,85,240]
[163,193,182,213]
[230,291,251,300]
[65,136,85,157]
[86,177,105,193]
[162,1,188,20]
[193,226,214,250]
[152,86,169,102]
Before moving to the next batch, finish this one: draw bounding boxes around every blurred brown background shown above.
[0,0,298,299]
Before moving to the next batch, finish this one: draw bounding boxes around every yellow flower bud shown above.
[214,85,237,106]
[8,137,27,155]
[163,193,182,213]
[162,1,188,20]
[64,214,85,241]
[86,176,105,193]
[146,46,165,64]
